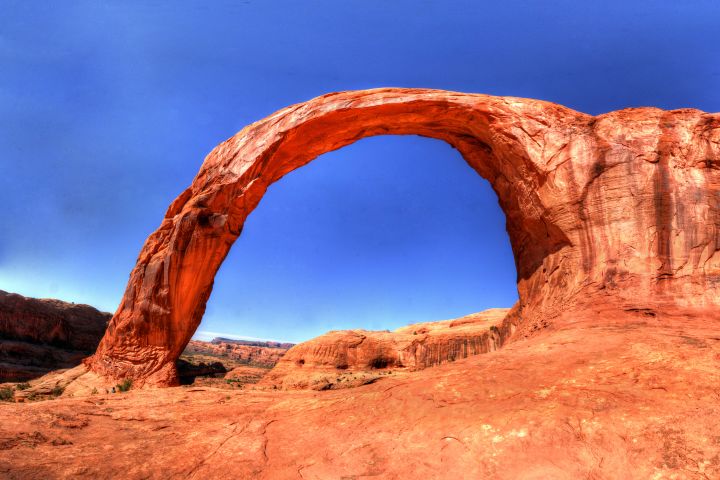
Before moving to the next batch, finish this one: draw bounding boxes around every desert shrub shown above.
[117,379,133,392]
[0,387,13,402]
[51,385,64,397]
[16,382,30,391]
[91,387,98,395]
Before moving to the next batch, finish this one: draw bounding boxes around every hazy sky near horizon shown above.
[1,1,719,343]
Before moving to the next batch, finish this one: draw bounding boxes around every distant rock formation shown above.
[183,338,292,368]
[260,308,512,390]
[0,290,110,382]
[211,338,295,349]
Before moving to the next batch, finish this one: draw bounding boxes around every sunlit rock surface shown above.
[260,308,511,390]
[184,339,291,368]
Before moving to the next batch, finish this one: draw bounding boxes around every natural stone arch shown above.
[88,88,720,386]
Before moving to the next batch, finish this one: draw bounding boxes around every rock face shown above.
[261,308,512,390]
[0,290,110,382]
[86,88,720,387]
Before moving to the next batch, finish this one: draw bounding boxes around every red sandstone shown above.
[261,308,511,390]
[2,309,719,478]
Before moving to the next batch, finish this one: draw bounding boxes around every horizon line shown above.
[191,330,295,344]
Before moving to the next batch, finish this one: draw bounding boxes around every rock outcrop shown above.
[0,290,110,382]
[261,308,511,390]
[178,338,291,385]
[85,88,720,387]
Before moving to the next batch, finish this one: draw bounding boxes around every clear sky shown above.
[1,1,719,343]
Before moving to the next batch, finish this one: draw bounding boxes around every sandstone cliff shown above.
[0,290,110,382]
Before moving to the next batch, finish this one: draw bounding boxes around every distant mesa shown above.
[209,338,295,350]
[179,337,293,386]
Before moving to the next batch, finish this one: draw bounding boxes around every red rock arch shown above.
[88,88,720,386]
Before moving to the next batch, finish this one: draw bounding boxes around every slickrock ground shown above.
[0,290,110,382]
[261,308,510,390]
[1,308,719,479]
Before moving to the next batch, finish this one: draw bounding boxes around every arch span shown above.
[88,88,720,386]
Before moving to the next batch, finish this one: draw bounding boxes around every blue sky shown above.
[1,1,719,343]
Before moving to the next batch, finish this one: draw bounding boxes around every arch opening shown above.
[194,134,518,344]
[89,89,581,387]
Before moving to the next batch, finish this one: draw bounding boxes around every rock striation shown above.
[0,290,110,382]
[85,88,720,387]
[261,308,512,390]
